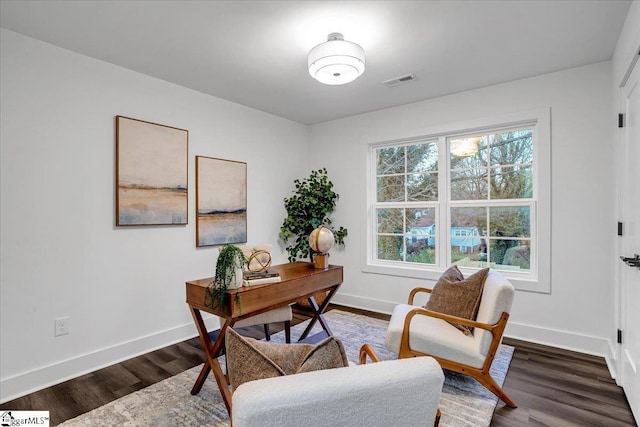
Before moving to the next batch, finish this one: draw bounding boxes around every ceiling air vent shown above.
[382,73,418,88]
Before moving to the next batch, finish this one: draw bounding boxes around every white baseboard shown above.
[332,293,397,315]
[504,322,617,374]
[0,315,220,404]
[332,292,618,378]
[606,340,619,383]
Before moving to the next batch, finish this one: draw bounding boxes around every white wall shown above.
[309,62,616,363]
[613,0,640,89]
[0,29,308,402]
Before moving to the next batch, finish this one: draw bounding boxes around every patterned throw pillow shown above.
[425,267,490,335]
[225,328,349,390]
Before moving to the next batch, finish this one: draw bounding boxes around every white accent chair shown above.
[231,348,444,427]
[385,269,517,407]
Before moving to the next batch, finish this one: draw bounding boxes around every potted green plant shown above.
[279,169,347,309]
[279,168,348,262]
[205,244,247,311]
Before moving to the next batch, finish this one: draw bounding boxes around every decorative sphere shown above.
[247,250,272,273]
[309,226,335,254]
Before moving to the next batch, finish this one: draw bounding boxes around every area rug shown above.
[59,310,514,427]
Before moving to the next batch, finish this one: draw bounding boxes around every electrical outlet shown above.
[54,317,69,337]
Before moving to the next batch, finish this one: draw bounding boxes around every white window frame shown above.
[363,108,551,293]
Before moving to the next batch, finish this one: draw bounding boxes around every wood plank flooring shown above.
[1,306,636,426]
[492,338,636,427]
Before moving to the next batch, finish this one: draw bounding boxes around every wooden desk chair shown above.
[233,305,292,343]
[233,244,292,342]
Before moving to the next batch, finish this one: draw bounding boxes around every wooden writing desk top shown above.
[186,262,343,319]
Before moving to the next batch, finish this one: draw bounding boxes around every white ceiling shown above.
[0,0,632,125]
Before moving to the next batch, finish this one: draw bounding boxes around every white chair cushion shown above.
[232,356,444,427]
[234,305,292,328]
[474,270,514,356]
[385,303,486,369]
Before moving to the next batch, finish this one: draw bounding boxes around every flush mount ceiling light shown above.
[308,32,365,85]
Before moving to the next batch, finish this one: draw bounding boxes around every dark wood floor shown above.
[1,305,636,426]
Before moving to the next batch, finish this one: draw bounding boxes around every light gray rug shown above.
[59,310,514,427]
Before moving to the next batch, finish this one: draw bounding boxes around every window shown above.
[376,140,439,264]
[367,110,550,290]
[448,128,533,273]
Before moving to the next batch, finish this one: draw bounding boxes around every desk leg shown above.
[210,353,233,414]
[298,286,339,340]
[188,307,233,413]
[189,306,213,395]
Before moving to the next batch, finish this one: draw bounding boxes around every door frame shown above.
[615,44,640,386]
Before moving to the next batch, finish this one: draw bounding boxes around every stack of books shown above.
[243,270,281,287]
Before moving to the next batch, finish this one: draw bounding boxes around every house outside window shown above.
[366,110,551,291]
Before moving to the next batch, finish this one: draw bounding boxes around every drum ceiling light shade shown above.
[308,32,365,85]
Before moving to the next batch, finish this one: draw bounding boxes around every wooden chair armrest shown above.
[406,307,506,333]
[359,343,381,364]
[408,287,432,305]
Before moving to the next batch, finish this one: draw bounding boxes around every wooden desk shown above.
[186,262,343,413]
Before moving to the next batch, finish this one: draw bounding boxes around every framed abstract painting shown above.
[115,116,188,226]
[196,156,247,247]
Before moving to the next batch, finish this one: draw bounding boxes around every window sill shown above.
[362,262,549,294]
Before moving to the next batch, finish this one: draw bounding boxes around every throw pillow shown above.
[423,265,463,311]
[297,336,349,373]
[425,267,489,335]
[225,328,349,390]
[431,265,464,291]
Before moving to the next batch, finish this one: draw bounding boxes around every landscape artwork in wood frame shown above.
[196,156,247,247]
[116,116,188,226]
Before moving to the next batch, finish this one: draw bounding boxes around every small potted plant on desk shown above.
[205,244,247,312]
